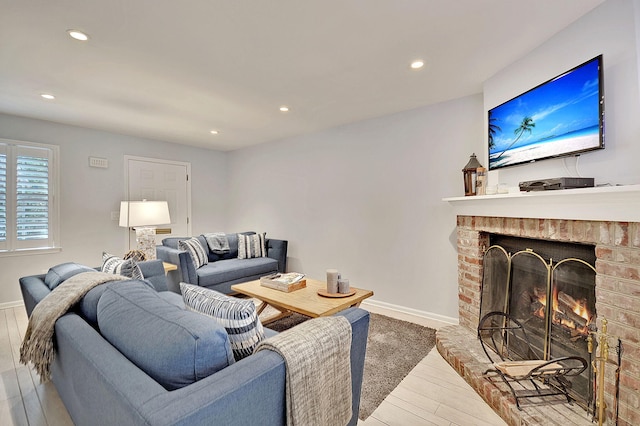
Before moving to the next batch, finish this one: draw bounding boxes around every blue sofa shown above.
[156,232,288,294]
[19,260,369,426]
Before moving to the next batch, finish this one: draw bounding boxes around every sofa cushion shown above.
[158,290,186,308]
[44,262,95,290]
[237,233,266,259]
[179,237,208,269]
[78,279,155,326]
[78,284,117,326]
[97,281,235,390]
[102,252,144,280]
[196,257,278,287]
[181,283,265,360]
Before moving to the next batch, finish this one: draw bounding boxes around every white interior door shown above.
[125,156,191,249]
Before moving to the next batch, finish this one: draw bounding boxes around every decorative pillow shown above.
[180,282,265,360]
[44,262,95,290]
[179,237,208,270]
[237,232,266,259]
[102,252,144,280]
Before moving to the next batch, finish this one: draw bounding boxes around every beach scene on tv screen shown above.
[488,58,601,170]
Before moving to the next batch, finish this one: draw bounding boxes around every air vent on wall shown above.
[89,156,108,168]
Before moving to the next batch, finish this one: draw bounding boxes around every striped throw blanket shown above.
[255,316,352,426]
[20,271,128,382]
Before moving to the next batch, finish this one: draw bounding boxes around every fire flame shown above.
[573,300,589,318]
[533,287,592,335]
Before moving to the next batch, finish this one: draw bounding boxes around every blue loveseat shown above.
[19,260,369,426]
[156,232,288,294]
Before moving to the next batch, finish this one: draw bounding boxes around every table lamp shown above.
[119,200,171,260]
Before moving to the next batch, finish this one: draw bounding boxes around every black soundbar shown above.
[519,177,594,192]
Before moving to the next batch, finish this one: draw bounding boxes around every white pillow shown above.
[237,233,266,259]
[102,252,143,279]
[179,237,208,269]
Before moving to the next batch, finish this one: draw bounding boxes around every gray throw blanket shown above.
[204,232,230,254]
[20,271,128,382]
[255,316,352,426]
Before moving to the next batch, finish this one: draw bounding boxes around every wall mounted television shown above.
[488,55,604,170]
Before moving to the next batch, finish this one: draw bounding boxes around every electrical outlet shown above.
[89,157,108,168]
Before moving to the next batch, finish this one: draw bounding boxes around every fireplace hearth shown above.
[437,215,640,426]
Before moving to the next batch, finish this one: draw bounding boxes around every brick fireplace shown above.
[436,200,640,425]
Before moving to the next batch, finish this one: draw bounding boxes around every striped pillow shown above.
[180,283,265,360]
[102,252,144,280]
[237,233,266,259]
[179,237,208,269]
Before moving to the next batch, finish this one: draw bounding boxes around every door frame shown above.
[123,155,192,249]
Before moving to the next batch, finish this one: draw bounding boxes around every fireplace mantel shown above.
[443,184,640,222]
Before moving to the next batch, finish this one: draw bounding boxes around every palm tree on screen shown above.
[494,116,535,160]
[488,112,501,149]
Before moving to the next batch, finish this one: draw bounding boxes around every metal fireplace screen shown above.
[479,236,597,408]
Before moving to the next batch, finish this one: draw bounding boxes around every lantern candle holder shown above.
[462,153,483,196]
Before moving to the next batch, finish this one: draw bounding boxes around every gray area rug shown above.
[265,311,437,420]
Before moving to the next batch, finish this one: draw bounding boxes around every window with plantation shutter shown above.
[0,139,59,254]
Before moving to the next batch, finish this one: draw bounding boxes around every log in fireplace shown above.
[479,235,597,408]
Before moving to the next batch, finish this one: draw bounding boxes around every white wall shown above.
[3,0,638,319]
[0,113,228,306]
[226,94,484,321]
[484,0,640,188]
[226,0,640,321]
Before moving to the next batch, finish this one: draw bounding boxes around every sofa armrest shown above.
[19,274,48,316]
[137,260,168,292]
[266,238,288,273]
[336,307,370,425]
[156,245,197,293]
[145,351,287,425]
[145,307,369,426]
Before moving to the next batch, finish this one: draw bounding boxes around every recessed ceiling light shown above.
[279,106,289,112]
[40,93,55,100]
[410,60,425,69]
[67,29,89,41]
[209,130,219,135]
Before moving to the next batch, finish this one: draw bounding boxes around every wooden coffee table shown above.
[231,278,374,325]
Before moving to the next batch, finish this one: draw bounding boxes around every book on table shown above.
[260,272,306,292]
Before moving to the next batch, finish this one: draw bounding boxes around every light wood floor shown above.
[0,306,73,426]
[1,304,505,426]
[360,304,507,426]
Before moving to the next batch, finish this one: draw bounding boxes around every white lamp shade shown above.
[119,200,171,227]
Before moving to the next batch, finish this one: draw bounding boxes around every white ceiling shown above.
[0,0,605,151]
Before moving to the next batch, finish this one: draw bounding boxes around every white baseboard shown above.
[0,300,24,310]
[1,297,461,329]
[361,298,459,330]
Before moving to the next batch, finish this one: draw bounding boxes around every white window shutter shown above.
[14,145,53,249]
[0,140,58,253]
